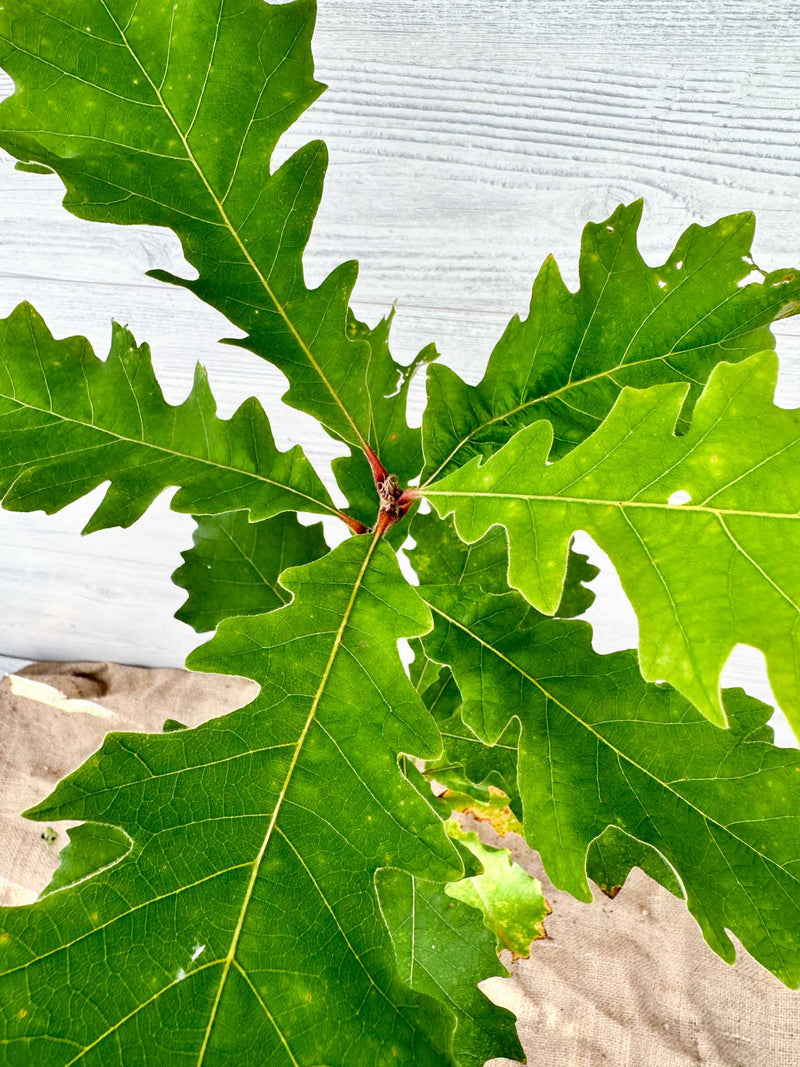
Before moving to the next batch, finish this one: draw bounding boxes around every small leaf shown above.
[162,719,188,733]
[41,823,132,897]
[445,822,549,960]
[333,313,438,526]
[588,826,681,900]
[422,203,800,480]
[417,663,521,834]
[425,352,800,731]
[174,510,328,633]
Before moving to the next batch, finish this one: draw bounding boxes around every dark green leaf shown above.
[0,0,421,469]
[376,862,523,1067]
[0,303,338,531]
[0,538,479,1064]
[420,578,800,986]
[422,202,800,481]
[174,510,328,633]
[40,823,132,898]
[588,826,681,900]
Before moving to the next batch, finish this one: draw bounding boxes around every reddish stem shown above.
[338,510,370,535]
[364,443,388,486]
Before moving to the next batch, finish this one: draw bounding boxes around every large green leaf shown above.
[418,664,682,899]
[0,536,508,1064]
[421,202,800,481]
[0,302,341,531]
[425,351,800,731]
[410,515,680,896]
[173,510,328,633]
[419,577,800,987]
[0,0,421,473]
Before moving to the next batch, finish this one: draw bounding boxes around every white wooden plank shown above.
[0,0,794,734]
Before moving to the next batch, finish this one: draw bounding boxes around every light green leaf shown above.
[0,302,340,531]
[419,578,800,987]
[173,510,328,633]
[0,0,422,469]
[425,351,800,730]
[0,537,478,1064]
[422,202,800,481]
[445,822,549,960]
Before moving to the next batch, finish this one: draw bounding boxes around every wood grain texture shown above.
[0,0,796,746]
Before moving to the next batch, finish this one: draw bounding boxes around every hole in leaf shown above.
[668,490,691,506]
[571,531,639,653]
[738,268,765,288]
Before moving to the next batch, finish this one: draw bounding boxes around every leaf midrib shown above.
[423,488,800,522]
[196,528,381,1064]
[94,0,369,453]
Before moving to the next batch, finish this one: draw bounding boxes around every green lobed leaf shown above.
[588,826,681,900]
[418,576,800,987]
[0,302,339,532]
[421,202,800,482]
[445,822,549,961]
[425,351,800,732]
[0,537,494,1065]
[173,510,328,633]
[0,0,423,473]
[410,511,598,616]
[416,662,522,833]
[411,515,678,896]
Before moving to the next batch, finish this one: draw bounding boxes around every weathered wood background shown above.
[0,0,797,739]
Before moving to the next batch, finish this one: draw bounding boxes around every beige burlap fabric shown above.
[1,661,797,1065]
